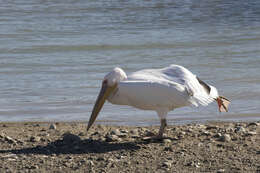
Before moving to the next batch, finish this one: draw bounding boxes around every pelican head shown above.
[87,67,127,131]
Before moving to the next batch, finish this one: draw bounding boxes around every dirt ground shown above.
[0,121,259,173]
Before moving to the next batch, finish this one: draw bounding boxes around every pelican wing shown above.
[127,64,215,107]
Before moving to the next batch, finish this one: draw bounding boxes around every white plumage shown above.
[109,65,218,110]
[87,64,230,139]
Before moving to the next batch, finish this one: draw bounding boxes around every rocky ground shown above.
[0,121,259,173]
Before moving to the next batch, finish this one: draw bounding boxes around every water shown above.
[0,0,260,125]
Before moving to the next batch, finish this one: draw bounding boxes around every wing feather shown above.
[128,64,215,107]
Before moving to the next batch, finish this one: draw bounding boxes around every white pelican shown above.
[87,64,230,138]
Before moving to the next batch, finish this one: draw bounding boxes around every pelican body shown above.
[88,64,230,138]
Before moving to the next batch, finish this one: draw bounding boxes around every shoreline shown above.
[0,121,259,172]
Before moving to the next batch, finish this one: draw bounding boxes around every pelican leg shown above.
[157,118,167,138]
[143,109,168,140]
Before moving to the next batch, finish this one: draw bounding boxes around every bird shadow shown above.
[0,134,141,155]
[0,133,175,156]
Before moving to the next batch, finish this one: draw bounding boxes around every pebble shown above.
[162,161,172,168]
[217,169,225,173]
[198,143,203,147]
[245,131,257,136]
[202,131,211,136]
[88,161,94,167]
[180,131,186,136]
[164,146,173,152]
[130,129,139,135]
[78,132,84,136]
[120,129,128,133]
[214,133,222,138]
[105,134,119,142]
[130,135,139,139]
[110,129,127,138]
[219,134,231,142]
[197,124,207,129]
[247,122,259,127]
[49,124,57,130]
[235,126,246,133]
[4,136,16,144]
[30,136,41,142]
[206,125,218,130]
[186,161,201,168]
[110,129,121,136]
[163,139,172,143]
[1,154,18,159]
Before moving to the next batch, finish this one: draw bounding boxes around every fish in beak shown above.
[216,96,230,112]
[87,81,117,131]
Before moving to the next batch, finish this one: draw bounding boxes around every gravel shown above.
[0,121,259,172]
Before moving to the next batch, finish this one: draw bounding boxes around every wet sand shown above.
[0,121,259,173]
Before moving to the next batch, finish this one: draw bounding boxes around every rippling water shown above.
[0,0,260,125]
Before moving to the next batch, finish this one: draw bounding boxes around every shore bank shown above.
[0,121,259,172]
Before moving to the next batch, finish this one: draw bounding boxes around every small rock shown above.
[235,126,246,133]
[4,136,16,144]
[163,139,172,143]
[49,124,56,130]
[206,125,218,130]
[164,146,173,152]
[97,156,105,161]
[110,129,121,136]
[105,134,119,142]
[247,122,259,127]
[217,169,225,173]
[202,131,211,136]
[111,129,128,138]
[198,143,203,147]
[162,161,171,168]
[130,129,139,135]
[120,129,128,133]
[197,124,207,129]
[145,131,155,137]
[78,132,84,136]
[88,161,94,167]
[186,128,193,133]
[131,135,139,139]
[30,136,41,142]
[65,156,73,160]
[214,133,222,138]
[108,158,115,162]
[219,134,231,142]
[186,161,200,168]
[180,131,186,135]
[245,131,257,136]
[1,154,18,159]
[30,165,39,169]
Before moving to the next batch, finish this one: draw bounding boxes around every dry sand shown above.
[0,121,259,173]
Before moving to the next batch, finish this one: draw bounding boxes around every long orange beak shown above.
[87,82,117,131]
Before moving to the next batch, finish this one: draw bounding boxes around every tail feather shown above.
[217,96,230,112]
